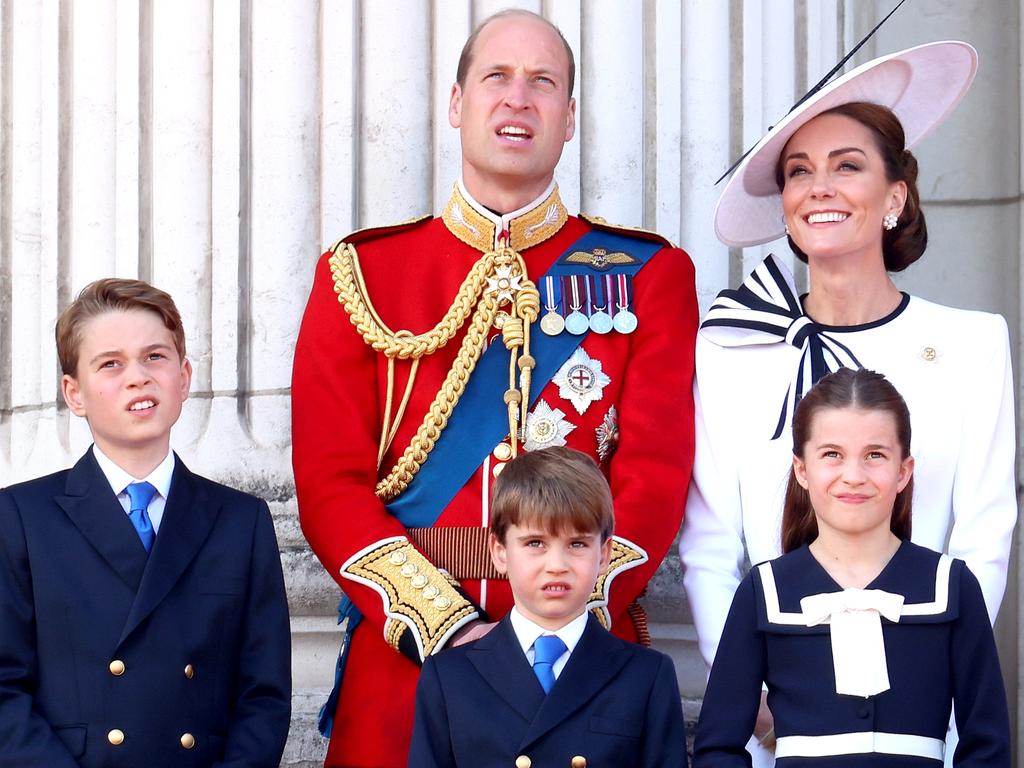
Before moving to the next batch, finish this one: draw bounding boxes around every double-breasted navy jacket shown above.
[0,450,291,767]
[409,613,688,767]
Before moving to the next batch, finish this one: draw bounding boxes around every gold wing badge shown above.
[563,247,640,272]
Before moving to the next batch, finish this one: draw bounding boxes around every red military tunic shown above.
[292,181,697,767]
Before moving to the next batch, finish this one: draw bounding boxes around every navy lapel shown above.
[519,615,634,749]
[54,449,149,592]
[466,615,546,724]
[118,456,220,645]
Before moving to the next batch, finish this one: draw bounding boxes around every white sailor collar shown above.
[753,541,962,634]
[441,178,568,253]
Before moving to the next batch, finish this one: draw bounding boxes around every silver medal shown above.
[553,348,611,415]
[565,311,589,335]
[589,310,613,334]
[612,309,638,334]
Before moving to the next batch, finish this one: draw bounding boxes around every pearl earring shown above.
[883,212,899,231]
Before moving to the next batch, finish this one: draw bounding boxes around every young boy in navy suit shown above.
[0,279,291,767]
[408,446,687,767]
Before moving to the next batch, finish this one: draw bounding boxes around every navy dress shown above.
[693,541,1009,767]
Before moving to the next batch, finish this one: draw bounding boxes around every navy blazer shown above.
[409,613,688,767]
[0,449,291,768]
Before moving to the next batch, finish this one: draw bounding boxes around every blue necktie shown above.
[532,635,567,694]
[125,481,157,553]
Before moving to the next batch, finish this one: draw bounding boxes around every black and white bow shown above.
[700,254,862,439]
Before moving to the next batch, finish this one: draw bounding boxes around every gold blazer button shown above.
[515,756,532,768]
[108,659,125,676]
[107,729,125,746]
[180,732,196,749]
[184,663,195,679]
[571,757,588,768]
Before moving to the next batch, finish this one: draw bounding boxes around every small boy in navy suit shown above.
[408,446,687,767]
[0,279,291,767]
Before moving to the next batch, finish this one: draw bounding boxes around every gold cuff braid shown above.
[341,539,477,659]
[587,536,649,629]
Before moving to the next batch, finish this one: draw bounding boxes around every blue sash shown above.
[386,229,659,528]
[319,228,661,737]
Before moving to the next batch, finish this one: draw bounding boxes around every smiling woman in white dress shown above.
[678,41,1017,767]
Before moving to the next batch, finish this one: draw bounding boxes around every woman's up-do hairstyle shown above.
[781,368,913,553]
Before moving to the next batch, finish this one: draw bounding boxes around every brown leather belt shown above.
[406,526,505,581]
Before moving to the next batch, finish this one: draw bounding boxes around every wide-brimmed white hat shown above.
[714,40,978,247]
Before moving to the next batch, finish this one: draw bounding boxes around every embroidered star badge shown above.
[524,399,576,452]
[595,405,619,462]
[553,348,611,415]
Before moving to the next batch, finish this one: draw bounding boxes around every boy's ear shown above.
[488,532,508,576]
[598,537,613,575]
[178,357,193,402]
[62,374,88,417]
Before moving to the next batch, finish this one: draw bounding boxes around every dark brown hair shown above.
[776,101,927,272]
[491,446,613,543]
[455,9,576,101]
[781,368,913,553]
[56,278,186,376]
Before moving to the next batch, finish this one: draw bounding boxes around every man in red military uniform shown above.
[292,10,697,767]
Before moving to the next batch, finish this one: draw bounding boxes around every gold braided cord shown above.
[329,241,496,360]
[375,293,499,499]
[330,237,539,501]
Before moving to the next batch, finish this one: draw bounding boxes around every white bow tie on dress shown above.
[800,588,905,698]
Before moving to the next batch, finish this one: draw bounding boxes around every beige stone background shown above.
[0,1,1020,765]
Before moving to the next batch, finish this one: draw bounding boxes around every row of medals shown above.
[538,276,638,336]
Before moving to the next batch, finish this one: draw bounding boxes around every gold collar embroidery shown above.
[442,183,568,253]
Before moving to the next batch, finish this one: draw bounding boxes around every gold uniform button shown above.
[180,732,196,749]
[571,757,587,768]
[492,442,513,462]
[411,574,428,589]
[389,550,407,566]
[400,562,419,577]
[515,756,532,768]
[184,664,195,679]
[422,585,440,600]
[108,659,125,676]
[433,596,452,610]
[107,729,125,746]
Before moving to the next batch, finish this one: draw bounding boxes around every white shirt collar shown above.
[456,176,558,234]
[509,606,589,659]
[92,444,175,499]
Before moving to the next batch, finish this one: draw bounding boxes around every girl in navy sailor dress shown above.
[692,369,1010,767]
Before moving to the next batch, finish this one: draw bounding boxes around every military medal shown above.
[595,405,620,462]
[539,276,565,336]
[589,275,613,334]
[553,347,611,415]
[612,274,638,334]
[523,399,576,451]
[564,276,589,335]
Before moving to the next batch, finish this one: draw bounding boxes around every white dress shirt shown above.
[508,607,589,681]
[92,445,175,534]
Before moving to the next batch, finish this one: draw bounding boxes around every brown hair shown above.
[455,9,576,101]
[781,368,913,553]
[56,278,186,376]
[776,101,927,272]
[491,447,613,543]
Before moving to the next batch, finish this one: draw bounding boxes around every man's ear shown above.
[62,374,87,417]
[564,97,576,142]
[488,531,508,575]
[448,83,463,129]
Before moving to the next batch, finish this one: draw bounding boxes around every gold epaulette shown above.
[331,213,433,249]
[586,535,649,630]
[579,212,675,249]
[340,537,479,662]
